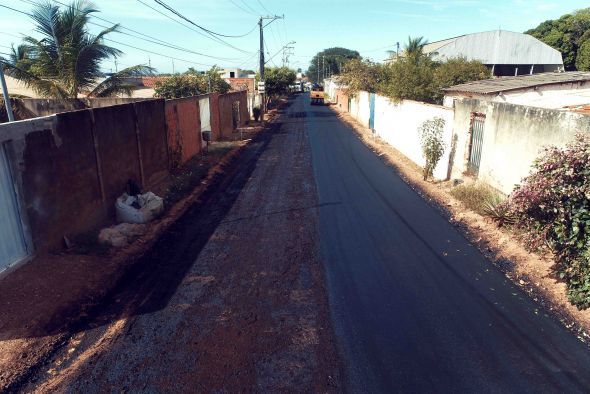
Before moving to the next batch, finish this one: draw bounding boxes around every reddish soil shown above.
[8,97,341,392]
[332,105,590,344]
[0,140,248,391]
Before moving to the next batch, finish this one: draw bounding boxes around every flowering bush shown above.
[507,134,590,309]
[418,117,446,181]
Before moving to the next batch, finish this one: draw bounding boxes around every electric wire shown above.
[15,0,245,62]
[136,0,253,55]
[153,0,257,38]
[228,0,258,16]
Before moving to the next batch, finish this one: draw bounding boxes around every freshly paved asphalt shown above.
[303,94,590,393]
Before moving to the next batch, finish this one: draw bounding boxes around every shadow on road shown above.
[0,121,280,342]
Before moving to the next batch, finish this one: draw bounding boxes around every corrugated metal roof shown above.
[444,72,590,95]
[425,30,562,66]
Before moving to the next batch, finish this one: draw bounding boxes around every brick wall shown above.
[218,91,250,139]
[165,97,202,167]
[0,91,246,254]
[1,100,169,252]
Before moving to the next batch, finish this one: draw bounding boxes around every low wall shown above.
[0,100,169,253]
[349,92,371,128]
[374,97,455,180]
[165,97,202,167]
[17,98,150,118]
[218,91,249,139]
[452,99,590,194]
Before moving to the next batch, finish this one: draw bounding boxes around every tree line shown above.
[336,37,490,104]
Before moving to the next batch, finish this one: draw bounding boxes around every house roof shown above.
[424,30,563,66]
[443,72,590,95]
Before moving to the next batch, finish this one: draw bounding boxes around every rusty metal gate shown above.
[0,145,27,272]
[468,114,485,175]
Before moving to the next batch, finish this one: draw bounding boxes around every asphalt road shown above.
[303,94,590,392]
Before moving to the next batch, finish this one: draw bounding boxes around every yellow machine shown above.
[310,85,324,105]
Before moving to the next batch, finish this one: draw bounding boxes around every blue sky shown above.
[0,0,586,74]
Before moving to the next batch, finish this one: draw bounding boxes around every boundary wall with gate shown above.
[325,79,590,194]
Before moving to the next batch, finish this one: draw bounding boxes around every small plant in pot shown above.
[253,107,261,122]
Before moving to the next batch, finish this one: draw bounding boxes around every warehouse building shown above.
[389,30,564,77]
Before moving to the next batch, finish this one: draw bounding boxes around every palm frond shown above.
[88,65,155,97]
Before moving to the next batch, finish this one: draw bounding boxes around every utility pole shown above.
[396,42,400,59]
[282,44,294,67]
[172,59,175,74]
[114,59,118,73]
[0,63,15,122]
[148,56,151,68]
[322,56,325,83]
[258,14,284,119]
[317,57,320,84]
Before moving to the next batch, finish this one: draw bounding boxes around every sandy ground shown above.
[22,97,341,392]
[331,104,590,343]
[0,141,246,391]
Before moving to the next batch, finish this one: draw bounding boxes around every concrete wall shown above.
[17,98,150,118]
[218,91,249,139]
[374,97,455,180]
[349,91,371,128]
[444,82,590,110]
[0,100,169,253]
[451,98,590,194]
[165,97,202,167]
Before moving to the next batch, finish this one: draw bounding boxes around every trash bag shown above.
[99,223,148,247]
[115,191,164,224]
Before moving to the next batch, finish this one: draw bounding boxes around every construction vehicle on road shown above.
[310,84,324,105]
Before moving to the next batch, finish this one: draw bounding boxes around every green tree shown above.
[338,58,383,96]
[378,37,436,103]
[404,36,429,64]
[154,66,230,99]
[526,8,590,71]
[258,66,296,106]
[433,57,490,101]
[308,47,360,83]
[4,1,153,99]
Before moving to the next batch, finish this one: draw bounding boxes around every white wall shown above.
[452,98,590,194]
[199,96,211,133]
[349,92,371,128]
[445,82,590,110]
[373,97,455,180]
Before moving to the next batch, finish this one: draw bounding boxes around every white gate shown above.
[0,145,27,272]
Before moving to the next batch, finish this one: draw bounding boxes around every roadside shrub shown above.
[253,106,261,121]
[418,117,446,180]
[450,182,505,217]
[506,134,590,309]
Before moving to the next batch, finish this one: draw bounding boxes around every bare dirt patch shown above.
[0,139,250,392]
[330,105,590,344]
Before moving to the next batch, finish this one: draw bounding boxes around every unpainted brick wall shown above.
[13,100,169,252]
[217,91,250,139]
[165,97,202,167]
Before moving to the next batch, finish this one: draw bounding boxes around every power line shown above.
[153,0,256,38]
[5,0,246,64]
[16,0,243,62]
[0,3,30,16]
[136,0,253,55]
[239,0,259,15]
[229,0,257,16]
[256,0,271,14]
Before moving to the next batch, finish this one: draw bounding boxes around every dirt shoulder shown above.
[23,96,341,392]
[329,104,590,344]
[0,137,254,391]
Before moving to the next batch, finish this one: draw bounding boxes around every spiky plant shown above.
[4,0,153,99]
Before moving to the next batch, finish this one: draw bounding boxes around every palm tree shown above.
[5,0,153,99]
[404,36,429,64]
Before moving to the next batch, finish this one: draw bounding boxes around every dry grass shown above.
[449,182,504,216]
